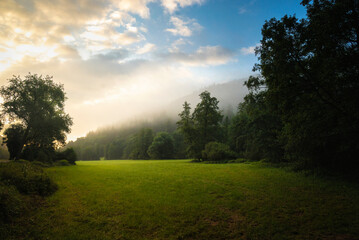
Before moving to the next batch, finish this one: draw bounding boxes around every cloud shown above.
[240,44,260,55]
[162,45,236,66]
[166,16,202,37]
[137,43,156,54]
[0,0,150,70]
[161,0,204,13]
[111,0,205,18]
[113,0,154,18]
[77,12,145,51]
[92,49,130,61]
[169,38,191,52]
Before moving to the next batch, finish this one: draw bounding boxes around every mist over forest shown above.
[66,78,248,160]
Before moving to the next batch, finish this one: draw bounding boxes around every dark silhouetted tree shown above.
[243,0,359,171]
[0,74,73,160]
[3,124,25,160]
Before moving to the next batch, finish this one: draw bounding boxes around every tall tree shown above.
[177,91,223,159]
[250,0,359,170]
[192,91,223,158]
[177,101,196,157]
[0,74,73,160]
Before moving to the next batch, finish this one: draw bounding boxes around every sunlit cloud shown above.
[113,0,154,18]
[166,16,202,37]
[137,43,156,55]
[161,0,204,13]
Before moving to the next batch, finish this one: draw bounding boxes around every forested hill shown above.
[66,78,247,160]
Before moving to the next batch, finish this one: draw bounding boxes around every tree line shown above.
[230,0,359,173]
[68,0,359,175]
[66,119,187,160]
[66,91,235,161]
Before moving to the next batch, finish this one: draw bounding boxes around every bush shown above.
[56,159,70,166]
[202,142,236,162]
[21,146,54,163]
[0,182,23,223]
[0,162,58,196]
[55,148,77,165]
[32,161,50,168]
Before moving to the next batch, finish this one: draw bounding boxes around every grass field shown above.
[5,160,359,240]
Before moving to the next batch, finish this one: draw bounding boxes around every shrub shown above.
[32,161,50,168]
[55,148,77,165]
[0,182,23,223]
[0,162,58,196]
[56,159,70,166]
[21,146,55,163]
[202,142,236,162]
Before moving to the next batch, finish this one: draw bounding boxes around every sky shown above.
[0,0,307,141]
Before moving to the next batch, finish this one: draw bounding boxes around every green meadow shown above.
[6,160,359,240]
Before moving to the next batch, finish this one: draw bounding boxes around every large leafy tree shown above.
[249,0,359,170]
[177,91,223,159]
[230,87,283,162]
[147,132,175,159]
[0,74,73,160]
[192,91,223,156]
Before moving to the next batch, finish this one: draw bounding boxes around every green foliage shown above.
[234,0,359,173]
[55,148,77,165]
[177,91,223,159]
[32,161,50,168]
[148,132,175,159]
[56,160,70,166]
[172,131,187,159]
[125,128,154,159]
[106,139,125,160]
[21,145,54,163]
[0,182,23,223]
[201,141,236,162]
[67,119,184,160]
[0,162,58,196]
[0,74,73,160]
[230,90,283,161]
[3,124,24,160]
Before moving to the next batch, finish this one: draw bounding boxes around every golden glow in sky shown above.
[0,0,282,141]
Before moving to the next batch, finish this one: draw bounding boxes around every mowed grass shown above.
[6,160,359,240]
